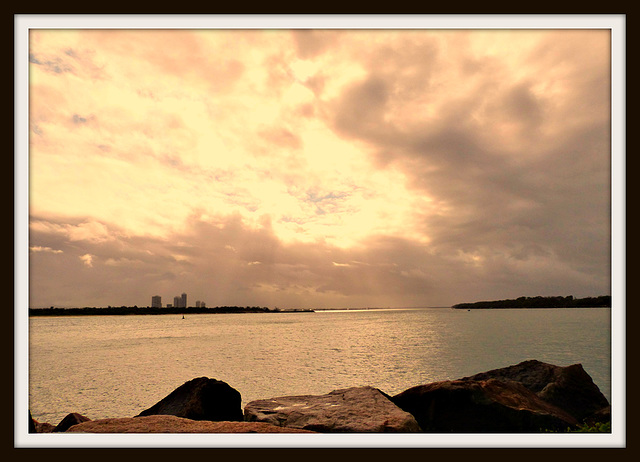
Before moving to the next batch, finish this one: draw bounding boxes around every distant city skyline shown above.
[151,293,207,309]
[24,19,620,310]
[39,291,207,309]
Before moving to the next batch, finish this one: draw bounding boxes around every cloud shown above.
[258,127,302,150]
[26,29,612,309]
[79,254,94,267]
[321,30,610,269]
[29,53,73,74]
[30,246,63,254]
[291,30,339,59]
[29,208,609,309]
[30,219,116,243]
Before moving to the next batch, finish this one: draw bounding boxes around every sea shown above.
[27,307,612,426]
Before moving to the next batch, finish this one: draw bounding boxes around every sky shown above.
[25,25,614,309]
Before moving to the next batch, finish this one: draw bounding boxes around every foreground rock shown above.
[461,359,610,422]
[53,412,91,432]
[29,411,55,433]
[244,386,421,432]
[392,378,578,433]
[136,377,243,422]
[31,359,610,434]
[33,421,55,433]
[67,415,316,433]
[583,405,611,426]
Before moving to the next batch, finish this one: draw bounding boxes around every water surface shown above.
[29,307,611,424]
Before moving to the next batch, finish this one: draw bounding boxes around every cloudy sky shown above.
[25,23,614,309]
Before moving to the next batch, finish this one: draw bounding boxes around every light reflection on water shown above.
[28,308,610,424]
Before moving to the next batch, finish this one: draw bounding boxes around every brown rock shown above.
[34,421,56,433]
[136,377,243,422]
[244,386,421,433]
[53,412,91,432]
[583,405,611,426]
[66,415,316,433]
[392,378,578,433]
[461,359,610,422]
[30,410,55,433]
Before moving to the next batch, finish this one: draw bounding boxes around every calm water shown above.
[28,308,611,425]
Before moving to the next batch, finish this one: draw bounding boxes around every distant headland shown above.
[452,295,611,310]
[28,306,314,317]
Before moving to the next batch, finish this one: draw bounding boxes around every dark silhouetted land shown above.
[29,306,314,316]
[452,295,611,310]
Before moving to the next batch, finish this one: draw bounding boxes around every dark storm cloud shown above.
[320,30,611,301]
[500,81,543,127]
[334,75,390,139]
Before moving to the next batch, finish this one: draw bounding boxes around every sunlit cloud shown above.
[79,254,94,267]
[29,246,63,254]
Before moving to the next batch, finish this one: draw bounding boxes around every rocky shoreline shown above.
[29,359,611,434]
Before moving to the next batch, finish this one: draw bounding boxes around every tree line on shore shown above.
[28,305,314,316]
[452,295,611,309]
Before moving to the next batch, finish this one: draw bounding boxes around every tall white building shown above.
[181,293,187,308]
[151,295,162,308]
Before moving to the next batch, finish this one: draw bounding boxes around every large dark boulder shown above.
[392,378,578,433]
[244,386,421,432]
[136,377,243,422]
[461,359,610,422]
[53,412,91,432]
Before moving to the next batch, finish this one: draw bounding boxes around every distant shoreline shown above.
[28,306,314,317]
[452,295,611,310]
[28,298,613,316]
